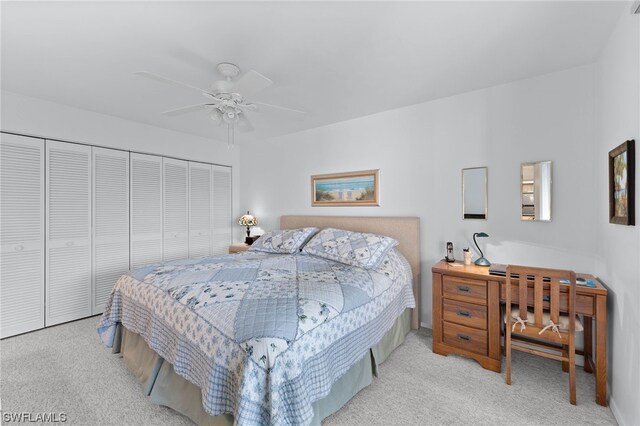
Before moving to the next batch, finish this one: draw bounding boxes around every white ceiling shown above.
[1,1,627,144]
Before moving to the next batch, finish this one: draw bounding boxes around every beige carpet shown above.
[0,317,616,425]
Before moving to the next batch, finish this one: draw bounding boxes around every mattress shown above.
[98,249,415,425]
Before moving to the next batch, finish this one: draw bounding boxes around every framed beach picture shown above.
[311,169,379,206]
[609,139,635,225]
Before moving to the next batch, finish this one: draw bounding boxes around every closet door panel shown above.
[212,165,232,256]
[0,134,45,338]
[92,148,129,314]
[189,162,212,258]
[130,153,163,268]
[46,140,92,326]
[163,158,189,262]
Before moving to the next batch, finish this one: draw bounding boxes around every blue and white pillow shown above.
[249,227,319,254]
[301,228,399,270]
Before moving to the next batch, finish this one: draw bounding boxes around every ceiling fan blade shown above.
[161,103,213,116]
[252,101,307,121]
[236,114,254,133]
[233,70,273,96]
[135,71,212,95]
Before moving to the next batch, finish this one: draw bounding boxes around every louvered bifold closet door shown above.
[212,165,232,255]
[46,141,92,326]
[189,162,212,258]
[130,153,163,269]
[163,158,189,262]
[92,148,129,314]
[0,134,45,338]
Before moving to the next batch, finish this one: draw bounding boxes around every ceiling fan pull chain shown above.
[227,124,235,149]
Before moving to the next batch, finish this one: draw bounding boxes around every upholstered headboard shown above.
[280,215,421,329]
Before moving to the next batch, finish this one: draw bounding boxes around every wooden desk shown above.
[432,260,608,406]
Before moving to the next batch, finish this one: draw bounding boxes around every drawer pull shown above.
[457,334,471,341]
[457,285,471,293]
[457,310,471,317]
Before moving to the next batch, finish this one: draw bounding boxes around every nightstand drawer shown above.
[442,321,487,356]
[443,275,487,304]
[443,299,487,330]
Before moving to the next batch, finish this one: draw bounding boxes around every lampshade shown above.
[238,212,257,227]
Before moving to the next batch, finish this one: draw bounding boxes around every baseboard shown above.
[609,392,626,425]
[420,321,431,330]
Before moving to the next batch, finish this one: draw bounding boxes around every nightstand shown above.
[229,243,250,254]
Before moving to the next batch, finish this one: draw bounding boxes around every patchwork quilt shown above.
[98,248,414,426]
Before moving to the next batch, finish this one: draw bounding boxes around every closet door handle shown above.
[14,245,24,252]
[66,241,75,247]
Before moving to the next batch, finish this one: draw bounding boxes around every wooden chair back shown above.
[505,265,577,337]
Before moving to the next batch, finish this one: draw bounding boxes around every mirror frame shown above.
[462,166,488,220]
[520,161,552,222]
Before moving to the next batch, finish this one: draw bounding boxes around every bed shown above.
[98,215,421,425]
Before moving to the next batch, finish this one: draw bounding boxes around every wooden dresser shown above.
[432,261,501,372]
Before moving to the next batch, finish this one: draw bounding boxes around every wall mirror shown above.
[462,167,488,220]
[521,161,552,221]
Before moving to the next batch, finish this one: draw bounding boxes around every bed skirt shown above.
[113,308,411,426]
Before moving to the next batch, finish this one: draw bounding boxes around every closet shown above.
[0,134,45,338]
[0,132,232,338]
[46,141,92,326]
[130,153,163,268]
[93,147,130,314]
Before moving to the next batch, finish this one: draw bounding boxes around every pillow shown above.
[249,227,319,254]
[301,228,399,269]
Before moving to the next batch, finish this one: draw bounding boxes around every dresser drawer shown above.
[443,299,487,330]
[442,275,487,304]
[442,321,488,356]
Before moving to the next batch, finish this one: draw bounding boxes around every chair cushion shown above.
[504,307,583,332]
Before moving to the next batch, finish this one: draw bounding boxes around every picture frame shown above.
[609,139,635,225]
[311,169,379,207]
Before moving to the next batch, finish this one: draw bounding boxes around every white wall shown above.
[595,9,639,425]
[240,64,600,329]
[1,90,244,242]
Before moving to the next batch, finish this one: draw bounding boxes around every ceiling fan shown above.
[136,63,306,146]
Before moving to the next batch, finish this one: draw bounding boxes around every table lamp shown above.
[473,232,491,266]
[238,211,257,245]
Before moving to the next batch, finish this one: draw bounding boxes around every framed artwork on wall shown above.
[609,139,635,225]
[311,169,379,206]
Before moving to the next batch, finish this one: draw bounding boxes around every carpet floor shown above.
[0,317,616,425]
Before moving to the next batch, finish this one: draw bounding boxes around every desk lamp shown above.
[238,211,257,244]
[473,232,491,266]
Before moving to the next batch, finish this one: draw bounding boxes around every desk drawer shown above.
[443,299,487,330]
[443,321,488,356]
[443,276,487,304]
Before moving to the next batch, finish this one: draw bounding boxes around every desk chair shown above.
[504,265,581,405]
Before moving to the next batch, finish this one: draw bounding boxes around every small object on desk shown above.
[445,241,455,262]
[229,243,250,254]
[463,247,473,265]
[489,263,507,276]
[472,232,491,266]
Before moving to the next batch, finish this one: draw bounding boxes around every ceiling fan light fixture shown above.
[210,108,223,123]
[223,109,240,124]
